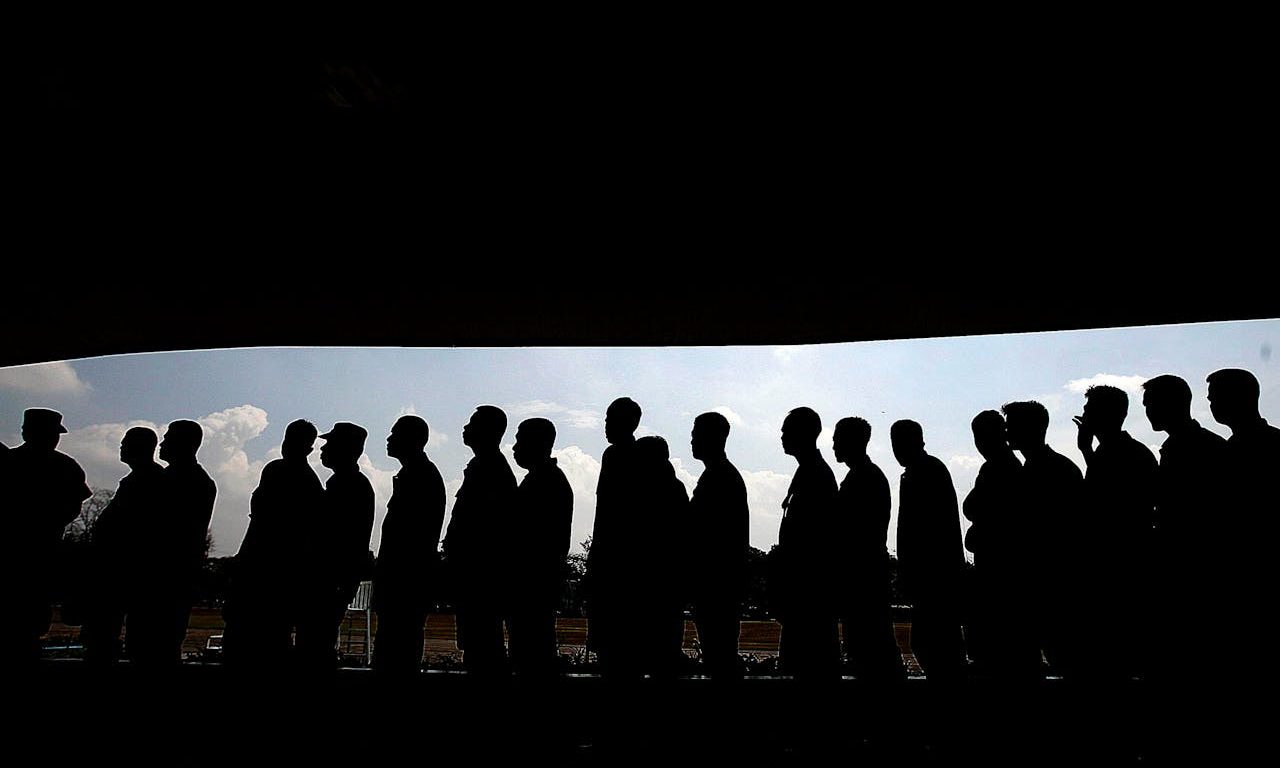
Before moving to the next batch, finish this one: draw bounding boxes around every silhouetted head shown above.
[781,407,821,457]
[21,408,67,451]
[387,415,429,461]
[282,419,318,461]
[319,422,367,470]
[691,412,730,462]
[832,417,871,465]
[159,420,203,465]
[605,397,641,445]
[1207,368,1261,429]
[1141,375,1192,433]
[463,405,507,454]
[120,426,158,467]
[513,417,556,470]
[1082,385,1129,436]
[890,420,926,468]
[1001,401,1049,452]
[636,435,673,473]
[970,410,1009,460]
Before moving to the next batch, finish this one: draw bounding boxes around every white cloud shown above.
[0,361,91,395]
[1065,373,1148,395]
[710,406,745,427]
[741,468,792,551]
[61,405,272,557]
[505,400,602,430]
[948,454,984,472]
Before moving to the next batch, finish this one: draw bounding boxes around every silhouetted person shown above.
[372,415,446,676]
[295,423,374,671]
[1141,375,1229,684]
[688,412,749,680]
[224,419,324,669]
[507,418,573,679]
[587,397,645,678]
[832,417,905,684]
[81,427,163,666]
[1208,367,1279,614]
[1072,385,1157,681]
[633,435,690,678]
[1002,400,1083,676]
[443,406,517,676]
[962,410,1039,682]
[0,409,91,662]
[892,420,965,683]
[130,420,216,668]
[775,407,840,682]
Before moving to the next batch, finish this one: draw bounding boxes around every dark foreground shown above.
[15,660,1225,764]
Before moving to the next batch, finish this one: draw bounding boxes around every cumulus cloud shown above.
[505,400,602,430]
[0,361,91,395]
[59,405,272,556]
[948,454,984,472]
[1065,374,1148,395]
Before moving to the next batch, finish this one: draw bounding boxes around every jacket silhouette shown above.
[224,432,324,668]
[508,450,573,678]
[0,409,91,662]
[373,437,446,675]
[688,451,748,679]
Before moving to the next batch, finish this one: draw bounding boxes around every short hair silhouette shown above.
[470,405,508,443]
[392,414,430,451]
[166,420,204,452]
[890,419,924,446]
[971,409,1005,437]
[1142,374,1192,410]
[608,397,642,430]
[517,417,556,455]
[1206,368,1260,401]
[284,419,319,444]
[785,407,822,441]
[124,425,159,452]
[835,416,872,448]
[636,434,671,462]
[694,412,731,445]
[1001,401,1049,436]
[1085,384,1129,422]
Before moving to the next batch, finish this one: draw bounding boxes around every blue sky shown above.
[2,319,1275,557]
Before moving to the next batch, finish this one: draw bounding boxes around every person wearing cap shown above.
[372,415,446,676]
[0,408,91,662]
[443,406,518,676]
[295,422,374,670]
[224,419,324,670]
[129,419,217,667]
[81,426,164,667]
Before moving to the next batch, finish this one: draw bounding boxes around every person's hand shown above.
[1073,415,1093,457]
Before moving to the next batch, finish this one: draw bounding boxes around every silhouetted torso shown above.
[836,455,904,682]
[130,461,216,666]
[508,458,573,677]
[1018,446,1082,672]
[689,457,748,612]
[225,456,323,666]
[82,461,163,665]
[962,452,1040,679]
[776,451,840,680]
[0,443,91,660]
[1149,420,1229,682]
[295,467,374,669]
[372,454,445,673]
[586,439,640,666]
[897,453,965,681]
[444,450,517,674]
[1079,431,1158,679]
